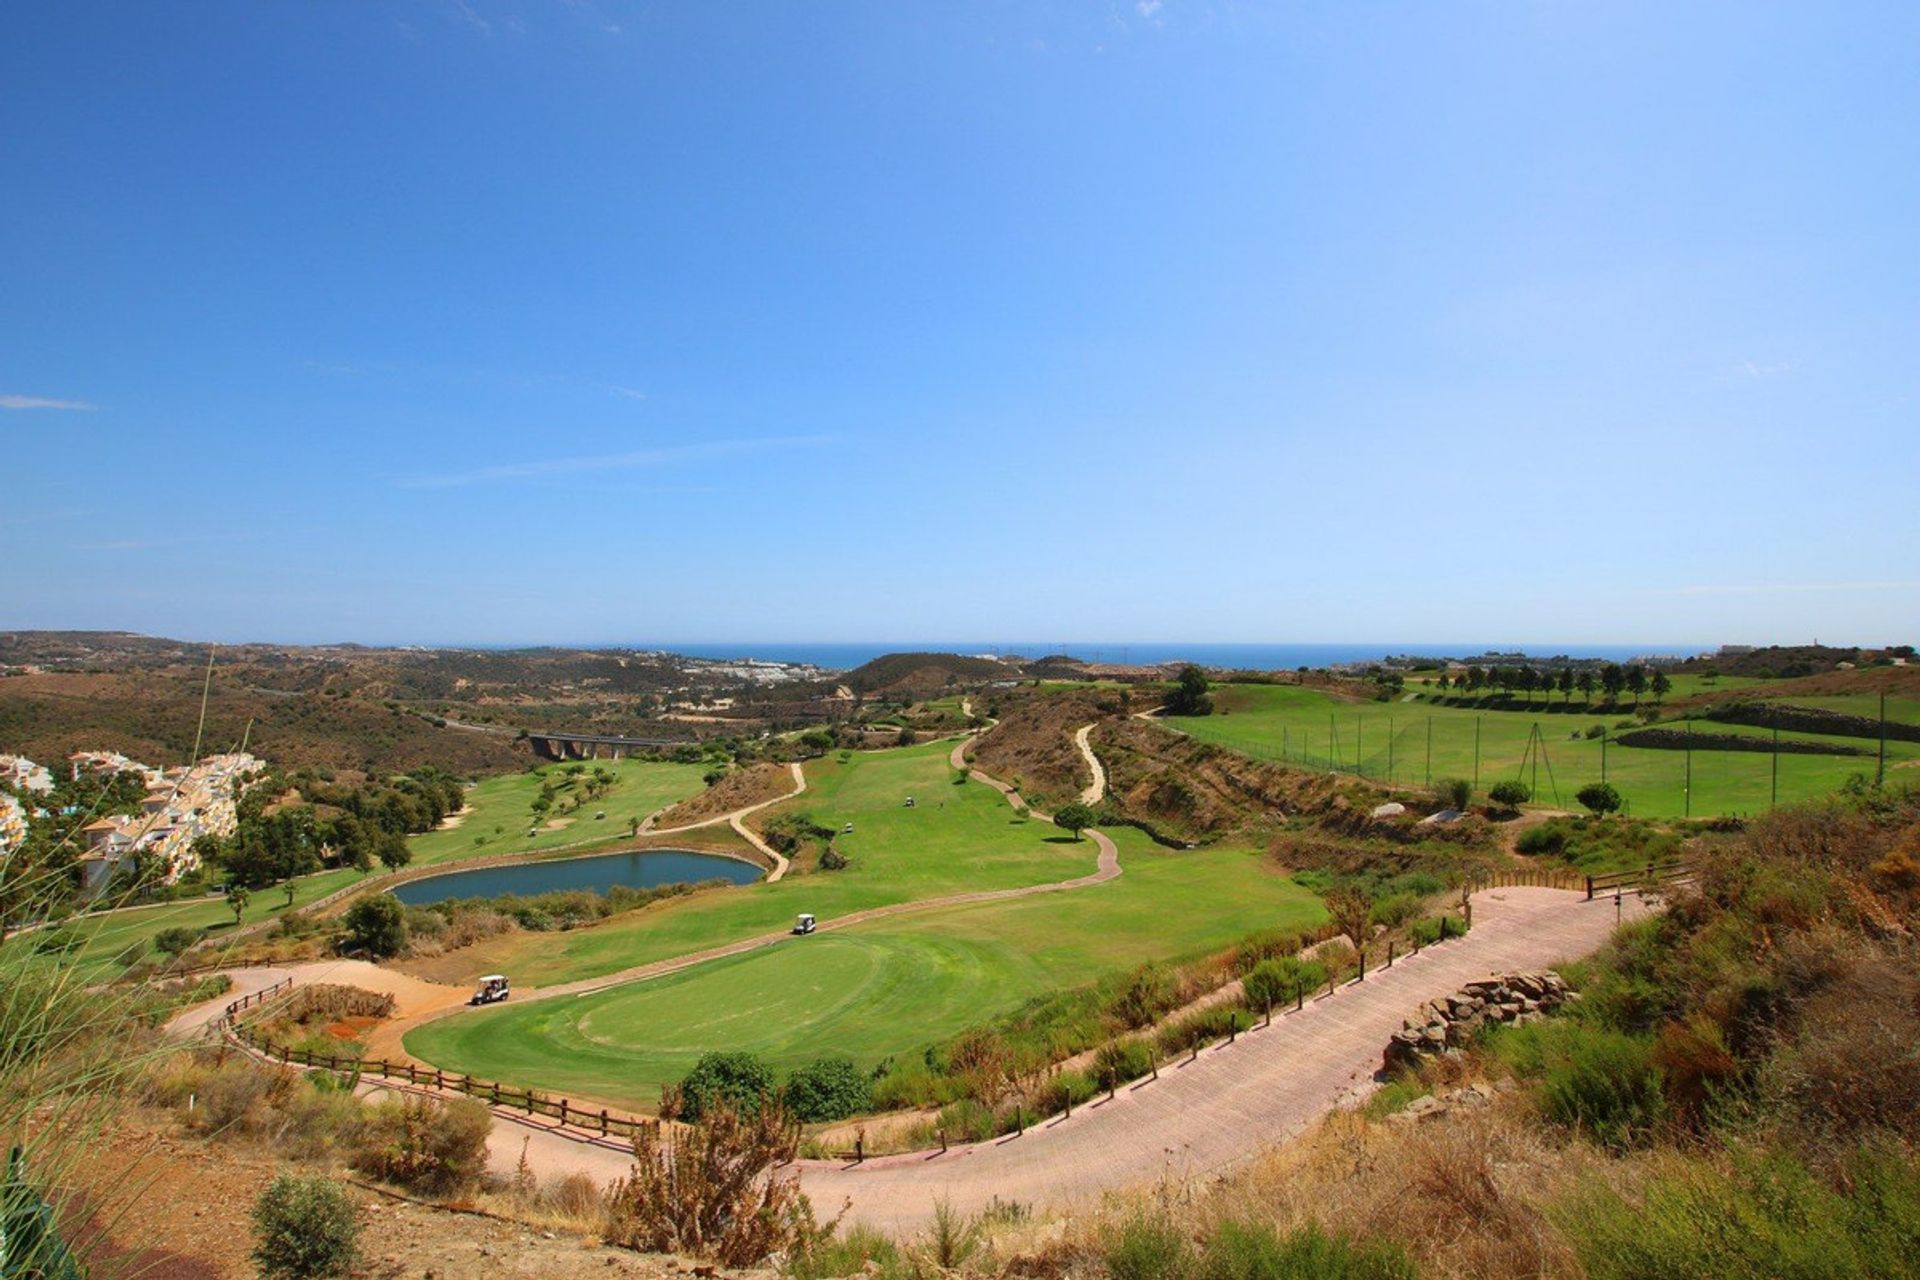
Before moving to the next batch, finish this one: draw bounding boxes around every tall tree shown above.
[1164,664,1213,717]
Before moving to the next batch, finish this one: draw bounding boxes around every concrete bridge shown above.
[526,731,690,761]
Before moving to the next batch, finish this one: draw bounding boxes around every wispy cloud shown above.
[1,394,96,411]
[1137,0,1165,16]
[605,384,649,401]
[450,0,492,36]
[1668,580,1919,597]
[1737,358,1798,378]
[396,435,835,490]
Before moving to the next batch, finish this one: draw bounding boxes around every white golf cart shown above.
[792,913,817,936]
[470,974,511,1005]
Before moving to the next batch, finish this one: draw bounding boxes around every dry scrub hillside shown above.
[967,686,1136,804]
[0,671,527,774]
[652,762,794,827]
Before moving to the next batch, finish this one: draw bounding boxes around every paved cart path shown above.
[476,885,1650,1233]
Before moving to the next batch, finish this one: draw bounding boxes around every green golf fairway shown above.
[1164,683,1919,818]
[404,833,1323,1108]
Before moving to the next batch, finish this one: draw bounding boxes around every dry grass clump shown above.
[605,1099,817,1267]
[1200,1105,1595,1280]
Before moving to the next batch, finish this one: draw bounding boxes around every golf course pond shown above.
[390,848,762,905]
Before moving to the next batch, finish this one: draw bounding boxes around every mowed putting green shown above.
[403,832,1323,1108]
[1166,683,1920,819]
[394,739,1097,989]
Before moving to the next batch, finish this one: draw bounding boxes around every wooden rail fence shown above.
[1584,860,1691,900]
[214,979,659,1149]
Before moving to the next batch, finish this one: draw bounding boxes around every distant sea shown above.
[616,641,1702,673]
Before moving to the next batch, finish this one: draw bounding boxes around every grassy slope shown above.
[391,739,1096,987]
[1168,683,1920,819]
[404,831,1322,1107]
[61,758,712,979]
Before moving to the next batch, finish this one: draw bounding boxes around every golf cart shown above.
[470,974,510,1005]
[792,913,817,936]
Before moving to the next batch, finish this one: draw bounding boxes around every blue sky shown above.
[3,2,1915,648]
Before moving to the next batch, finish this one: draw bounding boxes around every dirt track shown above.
[1073,722,1106,803]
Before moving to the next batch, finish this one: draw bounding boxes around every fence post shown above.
[1326,971,1335,998]
[1264,1000,1272,1028]
[559,1099,569,1127]
[1387,941,1395,968]
[1586,874,1594,900]
[939,1127,948,1153]
[378,1059,388,1078]
[1358,947,1366,982]
[600,1109,609,1137]
[1296,984,1304,1012]
[1228,1020,1237,1045]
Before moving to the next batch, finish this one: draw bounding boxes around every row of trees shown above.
[1436,663,1672,706]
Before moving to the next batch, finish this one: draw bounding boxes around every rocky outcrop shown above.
[1382,971,1573,1073]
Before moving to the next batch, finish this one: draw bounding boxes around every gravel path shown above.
[1073,722,1106,804]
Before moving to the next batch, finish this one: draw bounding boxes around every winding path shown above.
[425,884,1653,1235]
[167,718,1658,1236]
[1073,722,1106,804]
[401,742,1117,1016]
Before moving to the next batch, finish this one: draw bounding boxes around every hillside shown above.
[843,651,1015,696]
[0,670,526,775]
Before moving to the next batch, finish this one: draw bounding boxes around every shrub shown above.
[604,1100,812,1267]
[1585,723,1608,739]
[1368,891,1423,929]
[1034,1070,1098,1115]
[784,1057,871,1123]
[1198,1219,1418,1280]
[1106,1209,1196,1280]
[1409,915,1467,946]
[1433,777,1471,811]
[1157,1006,1255,1057]
[1090,1039,1155,1093]
[1108,963,1178,1029]
[934,1098,997,1143]
[340,893,407,957]
[1515,825,1567,856]
[1576,782,1623,816]
[1556,1145,1920,1280]
[152,925,201,956]
[1537,1029,1666,1149]
[1488,780,1532,810]
[251,1173,360,1279]
[350,1094,492,1194]
[1243,955,1327,1011]
[788,1223,902,1278]
[677,1051,778,1121]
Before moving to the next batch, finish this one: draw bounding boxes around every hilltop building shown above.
[0,793,27,859]
[0,755,54,794]
[73,751,260,894]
